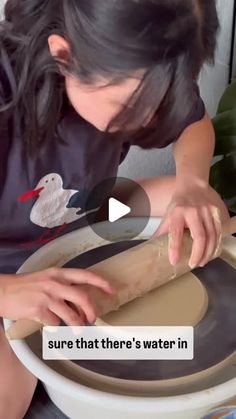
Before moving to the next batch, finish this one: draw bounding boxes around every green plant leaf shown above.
[229,201,236,213]
[214,136,236,156]
[229,204,236,214]
[213,108,236,137]
[210,153,236,200]
[217,79,236,114]
[225,198,236,214]
[210,81,236,210]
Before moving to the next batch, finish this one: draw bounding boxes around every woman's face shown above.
[48,34,152,132]
[65,75,142,132]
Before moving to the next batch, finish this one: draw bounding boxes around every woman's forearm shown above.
[174,113,215,189]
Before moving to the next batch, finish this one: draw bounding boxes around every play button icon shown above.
[85,177,151,241]
[108,198,131,223]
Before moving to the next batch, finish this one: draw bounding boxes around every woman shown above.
[0,0,228,417]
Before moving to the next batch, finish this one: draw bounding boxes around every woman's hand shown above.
[0,268,114,326]
[155,183,224,269]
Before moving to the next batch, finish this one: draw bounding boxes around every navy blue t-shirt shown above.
[0,66,205,274]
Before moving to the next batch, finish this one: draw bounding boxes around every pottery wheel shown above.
[63,240,236,381]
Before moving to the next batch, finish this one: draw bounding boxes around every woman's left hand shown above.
[155,184,222,269]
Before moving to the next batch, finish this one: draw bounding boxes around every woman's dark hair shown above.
[0,0,219,152]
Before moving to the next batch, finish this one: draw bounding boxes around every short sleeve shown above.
[171,94,205,143]
[130,84,206,150]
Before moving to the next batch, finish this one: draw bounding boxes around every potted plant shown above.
[210,79,236,215]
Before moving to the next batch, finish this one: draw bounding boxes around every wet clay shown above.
[97,272,208,327]
[64,240,208,327]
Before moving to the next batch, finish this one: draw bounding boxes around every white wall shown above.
[232,11,236,78]
[0,0,3,18]
[0,0,234,179]
[119,0,235,179]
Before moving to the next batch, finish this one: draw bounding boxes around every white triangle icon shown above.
[108,198,131,223]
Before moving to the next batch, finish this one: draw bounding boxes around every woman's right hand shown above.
[0,268,114,326]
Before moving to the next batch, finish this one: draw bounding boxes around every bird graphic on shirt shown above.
[17,173,98,229]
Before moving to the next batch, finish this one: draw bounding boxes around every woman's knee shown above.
[0,394,31,419]
[0,360,37,419]
[0,324,37,418]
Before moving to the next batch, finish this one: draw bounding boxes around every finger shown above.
[49,300,84,327]
[154,217,169,238]
[58,269,115,295]
[168,216,185,266]
[77,306,88,324]
[186,211,206,269]
[35,309,61,327]
[199,207,217,267]
[67,302,88,324]
[51,283,97,324]
[211,206,222,257]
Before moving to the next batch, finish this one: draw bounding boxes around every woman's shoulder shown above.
[131,84,205,150]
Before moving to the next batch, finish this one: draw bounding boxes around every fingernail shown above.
[169,255,178,266]
[33,317,41,323]
[33,317,44,325]
[108,286,116,295]
[189,262,197,270]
